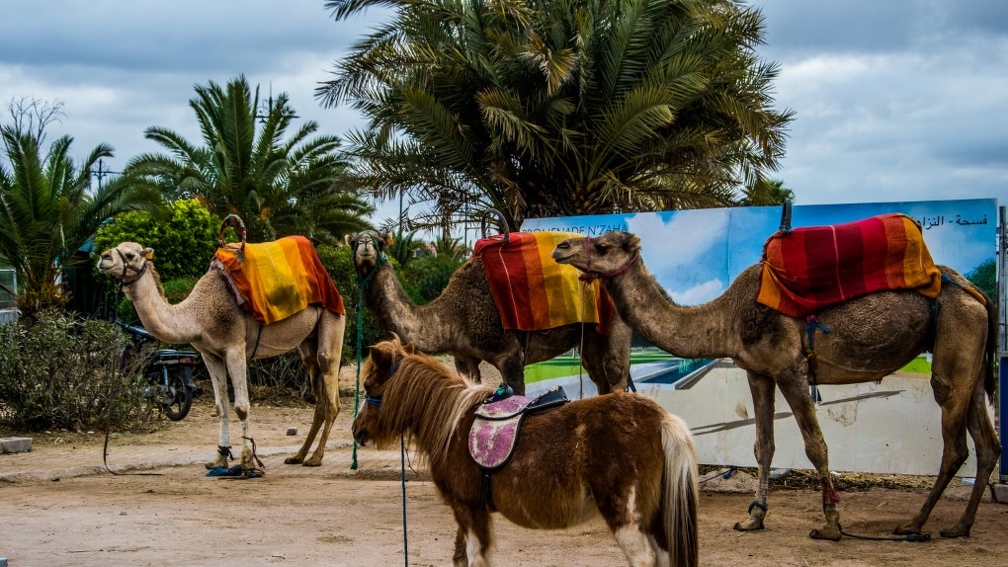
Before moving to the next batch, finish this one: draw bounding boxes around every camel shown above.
[98,242,346,470]
[346,230,632,396]
[552,230,1001,540]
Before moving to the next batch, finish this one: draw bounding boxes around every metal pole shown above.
[997,206,1008,482]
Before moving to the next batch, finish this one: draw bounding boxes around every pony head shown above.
[352,336,415,448]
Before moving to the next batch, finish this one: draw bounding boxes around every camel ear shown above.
[403,342,416,354]
[626,234,641,251]
[344,234,354,247]
[384,233,394,247]
[142,247,154,260]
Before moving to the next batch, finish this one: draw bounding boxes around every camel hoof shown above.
[301,458,322,467]
[809,527,842,541]
[284,457,304,465]
[939,523,970,538]
[893,524,922,536]
[733,518,764,531]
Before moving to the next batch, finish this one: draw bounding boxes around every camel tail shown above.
[660,413,699,567]
[983,287,997,403]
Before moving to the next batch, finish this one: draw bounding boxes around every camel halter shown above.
[114,248,149,287]
[576,236,640,282]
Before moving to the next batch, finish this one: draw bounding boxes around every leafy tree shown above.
[0,101,160,317]
[92,198,219,282]
[125,76,373,245]
[320,0,793,230]
[966,258,996,303]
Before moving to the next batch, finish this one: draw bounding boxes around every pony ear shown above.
[142,247,154,259]
[403,342,416,354]
[371,342,394,373]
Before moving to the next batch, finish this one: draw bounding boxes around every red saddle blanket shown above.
[756,213,941,318]
[473,231,614,334]
[211,235,345,325]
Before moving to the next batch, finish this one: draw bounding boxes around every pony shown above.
[352,337,699,567]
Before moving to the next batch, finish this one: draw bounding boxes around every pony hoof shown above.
[809,527,842,541]
[939,524,970,538]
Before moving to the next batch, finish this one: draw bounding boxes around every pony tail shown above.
[661,413,699,567]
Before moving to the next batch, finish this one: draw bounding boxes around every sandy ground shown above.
[1,385,1006,567]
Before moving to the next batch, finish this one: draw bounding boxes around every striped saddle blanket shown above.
[211,235,345,325]
[756,213,942,318]
[473,231,614,334]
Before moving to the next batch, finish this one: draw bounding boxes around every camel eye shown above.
[124,251,136,259]
[595,243,611,254]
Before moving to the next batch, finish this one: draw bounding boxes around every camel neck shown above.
[122,266,202,345]
[363,264,455,352]
[602,260,738,359]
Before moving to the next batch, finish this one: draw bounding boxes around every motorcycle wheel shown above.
[163,369,194,421]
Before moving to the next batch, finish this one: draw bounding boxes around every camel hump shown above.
[757,213,941,317]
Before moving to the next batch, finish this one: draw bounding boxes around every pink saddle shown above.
[468,387,568,470]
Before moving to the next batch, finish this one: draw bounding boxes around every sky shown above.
[1,0,1007,229]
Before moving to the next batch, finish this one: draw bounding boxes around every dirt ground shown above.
[2,381,1006,567]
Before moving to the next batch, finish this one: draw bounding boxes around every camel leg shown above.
[496,355,527,396]
[734,371,775,532]
[201,352,233,469]
[454,357,482,383]
[775,370,842,540]
[894,367,974,536]
[286,343,324,465]
[940,381,1001,537]
[580,322,631,394]
[450,507,494,567]
[295,311,345,467]
[224,348,255,469]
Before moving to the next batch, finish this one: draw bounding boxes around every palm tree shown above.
[0,124,159,317]
[319,0,793,230]
[127,76,372,244]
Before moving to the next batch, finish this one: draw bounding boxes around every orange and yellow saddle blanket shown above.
[756,213,942,318]
[473,231,614,334]
[211,235,345,325]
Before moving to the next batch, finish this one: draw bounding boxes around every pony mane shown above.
[371,346,494,463]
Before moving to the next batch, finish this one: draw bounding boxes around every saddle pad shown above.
[468,388,568,469]
[211,235,345,325]
[756,213,941,318]
[473,231,614,334]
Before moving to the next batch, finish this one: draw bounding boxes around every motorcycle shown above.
[116,321,202,421]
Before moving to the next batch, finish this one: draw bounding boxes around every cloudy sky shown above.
[1,1,1006,225]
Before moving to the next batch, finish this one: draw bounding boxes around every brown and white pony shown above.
[352,337,699,567]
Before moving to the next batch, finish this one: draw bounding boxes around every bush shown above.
[0,310,160,432]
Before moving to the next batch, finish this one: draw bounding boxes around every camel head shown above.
[97,242,154,284]
[346,230,393,278]
[551,231,641,279]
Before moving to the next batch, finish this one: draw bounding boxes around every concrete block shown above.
[0,437,32,454]
[991,483,1008,505]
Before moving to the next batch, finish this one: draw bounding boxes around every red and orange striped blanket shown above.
[474,231,614,334]
[211,235,345,325]
[756,213,941,318]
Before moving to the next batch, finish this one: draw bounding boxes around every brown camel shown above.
[98,242,346,469]
[552,231,1001,540]
[346,230,632,396]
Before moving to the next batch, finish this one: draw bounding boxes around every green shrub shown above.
[404,254,465,303]
[0,310,160,432]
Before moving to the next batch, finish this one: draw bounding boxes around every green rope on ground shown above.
[350,285,364,470]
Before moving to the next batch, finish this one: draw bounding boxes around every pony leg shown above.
[735,371,775,531]
[613,525,659,567]
[201,352,232,470]
[775,370,841,540]
[450,507,493,567]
